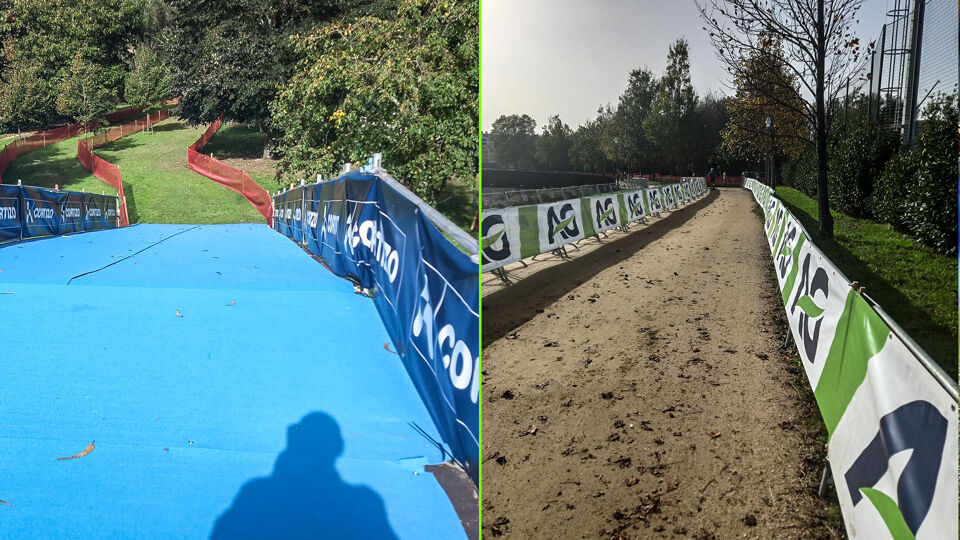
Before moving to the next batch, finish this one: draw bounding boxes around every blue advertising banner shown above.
[82,193,114,231]
[274,170,480,483]
[59,192,84,235]
[275,188,304,243]
[21,185,62,240]
[0,185,119,245]
[0,184,20,244]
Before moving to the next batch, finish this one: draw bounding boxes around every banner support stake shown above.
[817,462,832,499]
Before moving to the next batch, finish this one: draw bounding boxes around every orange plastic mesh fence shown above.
[76,109,173,227]
[187,119,273,225]
[0,103,167,182]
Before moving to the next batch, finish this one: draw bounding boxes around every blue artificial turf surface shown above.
[0,224,465,539]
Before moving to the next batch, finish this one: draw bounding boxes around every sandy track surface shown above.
[482,189,838,539]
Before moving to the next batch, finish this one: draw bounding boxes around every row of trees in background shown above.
[488,39,755,177]
[0,0,478,205]
[698,0,954,254]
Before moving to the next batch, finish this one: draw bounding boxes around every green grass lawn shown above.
[774,186,958,378]
[3,133,110,194]
[4,118,266,224]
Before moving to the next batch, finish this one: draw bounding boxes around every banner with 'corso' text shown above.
[273,170,480,484]
[480,178,706,272]
[744,177,957,540]
[0,184,118,245]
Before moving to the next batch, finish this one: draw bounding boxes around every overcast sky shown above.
[482,0,890,131]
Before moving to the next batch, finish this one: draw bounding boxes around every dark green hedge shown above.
[827,121,899,217]
[897,94,958,254]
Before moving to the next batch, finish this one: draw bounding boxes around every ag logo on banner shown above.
[480,207,521,271]
[589,195,619,234]
[647,188,663,214]
[538,199,583,250]
[662,187,675,208]
[784,239,846,388]
[624,190,646,222]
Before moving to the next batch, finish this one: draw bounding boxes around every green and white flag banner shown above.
[480,179,706,272]
[744,177,958,540]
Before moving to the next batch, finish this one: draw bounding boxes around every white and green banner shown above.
[662,184,676,208]
[537,198,585,251]
[647,187,665,214]
[479,205,522,269]
[481,179,705,272]
[622,189,647,222]
[744,177,957,540]
[586,194,621,235]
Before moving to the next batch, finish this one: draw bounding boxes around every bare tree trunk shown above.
[815,131,833,236]
[814,0,834,238]
[262,130,274,160]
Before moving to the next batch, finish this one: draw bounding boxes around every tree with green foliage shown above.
[535,115,572,171]
[166,0,394,155]
[613,67,659,172]
[700,0,871,237]
[594,104,624,173]
[0,48,44,134]
[56,52,116,136]
[270,0,477,203]
[0,0,146,129]
[644,39,698,174]
[720,41,806,176]
[691,94,734,173]
[125,43,169,110]
[488,114,537,170]
[569,117,606,174]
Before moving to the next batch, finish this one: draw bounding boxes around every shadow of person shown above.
[210,412,399,539]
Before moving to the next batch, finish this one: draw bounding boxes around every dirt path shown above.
[482,189,838,539]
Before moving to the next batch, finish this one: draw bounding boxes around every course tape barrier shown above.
[0,183,118,245]
[480,178,707,272]
[743,177,957,540]
[77,109,172,227]
[0,104,166,183]
[272,168,480,484]
[188,118,273,225]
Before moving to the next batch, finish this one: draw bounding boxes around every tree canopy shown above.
[643,39,698,173]
[0,0,146,129]
[534,115,572,171]
[270,0,478,203]
[489,114,537,170]
[721,40,806,163]
[165,0,395,129]
[699,0,871,236]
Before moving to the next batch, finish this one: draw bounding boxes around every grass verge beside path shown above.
[4,118,267,224]
[774,186,957,378]
[95,118,265,223]
[4,134,108,194]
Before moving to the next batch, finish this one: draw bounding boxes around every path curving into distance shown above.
[0,224,465,539]
[481,188,835,538]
